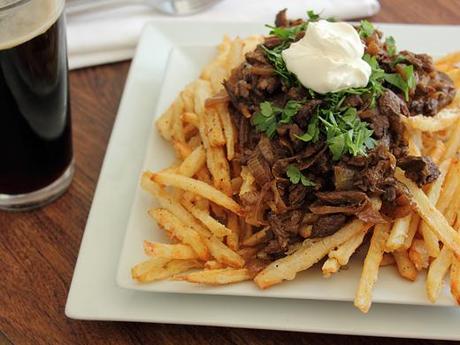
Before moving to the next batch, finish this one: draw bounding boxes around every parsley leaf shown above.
[296,113,320,143]
[385,36,397,57]
[383,65,415,101]
[307,10,320,21]
[260,44,297,85]
[358,20,375,38]
[252,100,304,138]
[286,165,316,187]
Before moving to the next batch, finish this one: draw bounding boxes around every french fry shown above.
[242,227,271,247]
[408,239,430,271]
[322,257,340,278]
[156,106,174,142]
[178,268,250,285]
[178,145,206,177]
[354,223,391,313]
[204,107,226,147]
[131,257,171,282]
[204,236,245,268]
[393,250,418,281]
[170,96,185,143]
[172,140,192,160]
[150,172,243,216]
[418,159,451,257]
[226,213,240,251]
[427,140,446,164]
[231,177,243,195]
[451,256,460,304]
[442,118,460,160]
[426,245,453,303]
[226,37,244,70]
[255,220,372,289]
[386,215,412,252]
[403,107,460,132]
[402,214,421,250]
[182,199,232,239]
[144,241,198,260]
[217,104,236,160]
[444,182,460,226]
[181,82,196,113]
[436,159,460,214]
[329,229,368,266]
[141,173,211,238]
[237,246,261,261]
[133,259,203,283]
[208,146,233,196]
[239,166,256,196]
[149,208,209,261]
[204,260,225,270]
[395,168,460,257]
[182,112,199,127]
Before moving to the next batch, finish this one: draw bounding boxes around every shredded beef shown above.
[312,214,348,238]
[397,155,441,187]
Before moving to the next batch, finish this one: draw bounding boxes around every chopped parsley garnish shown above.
[286,165,316,187]
[252,100,304,138]
[260,44,297,85]
[383,65,416,101]
[358,20,375,38]
[385,36,397,57]
[307,10,320,21]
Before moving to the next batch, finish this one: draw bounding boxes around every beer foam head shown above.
[0,0,63,50]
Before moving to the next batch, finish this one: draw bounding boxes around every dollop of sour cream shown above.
[282,20,371,94]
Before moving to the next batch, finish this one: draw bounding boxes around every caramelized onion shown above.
[205,91,230,108]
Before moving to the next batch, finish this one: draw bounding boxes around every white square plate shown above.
[66,21,460,340]
[116,22,459,307]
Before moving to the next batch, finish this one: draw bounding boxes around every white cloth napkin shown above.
[66,0,380,70]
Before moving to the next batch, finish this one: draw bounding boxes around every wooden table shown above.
[1,0,459,344]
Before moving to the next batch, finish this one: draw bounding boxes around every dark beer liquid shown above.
[0,14,72,195]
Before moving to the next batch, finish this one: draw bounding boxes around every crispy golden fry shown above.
[444,182,460,226]
[231,177,243,195]
[442,118,460,160]
[182,111,199,127]
[204,107,226,147]
[217,104,236,160]
[354,223,391,313]
[226,37,244,70]
[150,172,243,216]
[226,213,240,251]
[187,134,201,149]
[209,65,228,93]
[204,260,225,270]
[393,250,418,281]
[194,79,212,119]
[436,159,460,214]
[386,215,412,252]
[402,214,421,250]
[178,268,250,285]
[181,82,196,113]
[204,236,245,268]
[242,227,271,247]
[322,257,340,278]
[131,257,171,282]
[408,239,430,271]
[426,246,453,303]
[403,107,460,132]
[178,145,206,177]
[418,159,451,257]
[149,208,210,261]
[237,246,261,261]
[208,146,233,196]
[451,256,460,304]
[329,229,368,266]
[172,140,192,160]
[380,253,395,267]
[427,140,446,164]
[255,220,372,289]
[144,241,199,260]
[141,173,211,238]
[133,259,203,283]
[170,96,186,143]
[156,106,174,142]
[395,168,460,257]
[182,199,232,239]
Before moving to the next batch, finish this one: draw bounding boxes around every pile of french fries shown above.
[132,33,460,312]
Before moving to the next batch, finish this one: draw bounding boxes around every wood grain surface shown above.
[0,0,459,344]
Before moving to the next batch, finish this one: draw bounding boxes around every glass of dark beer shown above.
[0,0,73,210]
